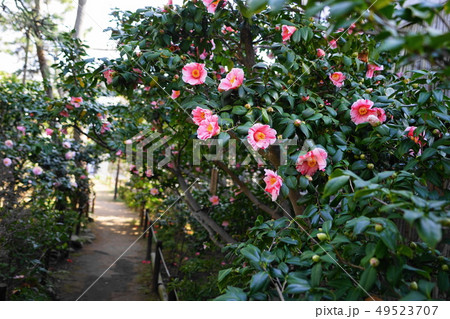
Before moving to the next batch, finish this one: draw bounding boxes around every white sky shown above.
[0,0,183,73]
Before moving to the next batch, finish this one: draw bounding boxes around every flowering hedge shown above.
[6,1,446,300]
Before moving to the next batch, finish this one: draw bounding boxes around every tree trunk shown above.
[73,0,87,39]
[33,0,53,98]
[175,170,236,245]
[22,29,30,85]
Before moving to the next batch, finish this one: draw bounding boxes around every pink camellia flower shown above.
[80,175,87,180]
[329,72,346,87]
[150,188,159,195]
[366,64,384,79]
[167,162,175,169]
[3,158,12,167]
[199,50,209,60]
[145,169,153,177]
[45,128,54,136]
[222,220,229,227]
[405,126,426,146]
[372,107,386,123]
[247,123,277,151]
[329,39,338,49]
[202,0,227,14]
[59,110,70,118]
[103,69,116,84]
[60,128,68,135]
[197,115,221,140]
[302,95,310,102]
[17,126,26,134]
[5,140,13,148]
[350,99,374,125]
[218,68,244,92]
[129,164,136,172]
[124,139,133,145]
[182,62,207,85]
[209,195,220,206]
[317,49,325,58]
[71,97,83,108]
[65,151,75,160]
[116,149,123,156]
[296,148,328,177]
[32,166,43,175]
[192,107,213,125]
[62,141,71,149]
[263,169,283,201]
[171,90,180,99]
[282,25,297,42]
[348,23,356,34]
[222,26,235,34]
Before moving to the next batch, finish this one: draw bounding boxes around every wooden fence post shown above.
[152,241,163,293]
[0,283,7,301]
[146,220,153,261]
[143,210,148,239]
[139,202,145,227]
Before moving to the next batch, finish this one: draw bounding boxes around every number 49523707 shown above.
[376,306,438,316]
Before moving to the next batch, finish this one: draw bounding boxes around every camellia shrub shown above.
[47,0,449,300]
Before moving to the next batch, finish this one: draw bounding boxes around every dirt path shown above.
[56,182,156,301]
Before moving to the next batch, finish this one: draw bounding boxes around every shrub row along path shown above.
[56,182,156,301]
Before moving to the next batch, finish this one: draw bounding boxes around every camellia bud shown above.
[294,119,302,127]
[302,95,310,102]
[370,257,380,267]
[174,74,179,80]
[412,83,419,89]
[442,264,449,271]
[244,103,251,109]
[317,232,328,241]
[432,129,440,136]
[267,107,274,113]
[352,52,358,57]
[367,163,374,170]
[375,224,383,232]
[312,255,320,263]
[365,88,373,93]
[410,281,418,290]
[360,154,366,160]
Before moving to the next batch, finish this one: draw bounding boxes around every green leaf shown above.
[218,268,232,283]
[420,148,436,161]
[285,176,297,189]
[286,275,311,294]
[400,291,427,301]
[416,217,442,248]
[323,175,349,197]
[280,237,299,245]
[329,1,358,19]
[214,286,247,301]
[311,263,322,287]
[282,123,295,138]
[232,105,248,115]
[360,267,377,291]
[418,92,431,105]
[250,272,270,293]
[241,244,261,263]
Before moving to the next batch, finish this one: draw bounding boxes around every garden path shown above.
[56,182,156,301]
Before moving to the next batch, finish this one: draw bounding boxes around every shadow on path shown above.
[56,182,156,301]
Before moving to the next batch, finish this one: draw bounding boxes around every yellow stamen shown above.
[255,132,266,141]
[307,157,317,167]
[191,69,200,78]
[359,107,367,115]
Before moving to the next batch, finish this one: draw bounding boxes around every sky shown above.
[0,0,183,74]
